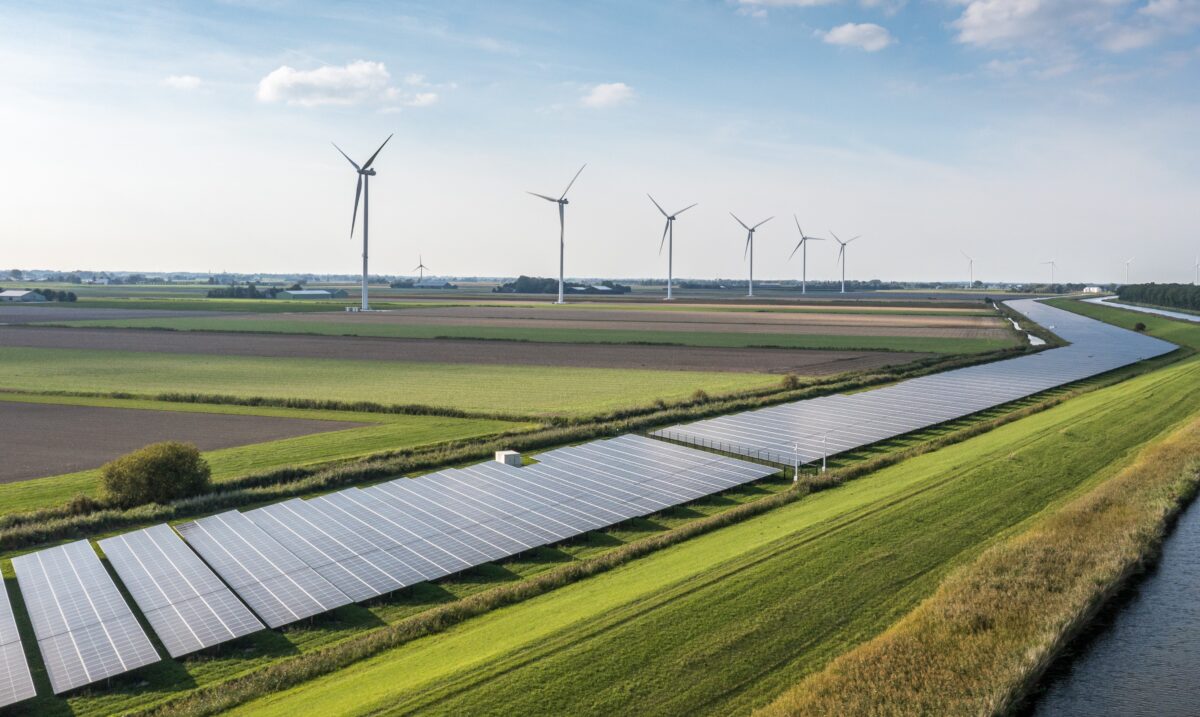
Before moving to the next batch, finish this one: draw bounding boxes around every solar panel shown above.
[0,580,36,707]
[98,524,264,657]
[176,511,350,628]
[653,299,1178,466]
[11,540,159,694]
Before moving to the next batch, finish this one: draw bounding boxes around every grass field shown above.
[0,393,529,515]
[1050,297,1200,351]
[0,347,781,417]
[219,354,1200,717]
[42,315,1014,353]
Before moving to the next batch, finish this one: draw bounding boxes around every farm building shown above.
[0,290,47,302]
[275,289,348,300]
[1082,286,1105,294]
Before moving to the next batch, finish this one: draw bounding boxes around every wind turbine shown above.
[731,213,773,297]
[333,134,393,311]
[789,218,825,294]
[648,195,697,301]
[1040,259,1057,285]
[961,250,975,288]
[1194,255,1199,285]
[832,232,860,294]
[413,255,430,282]
[528,164,586,304]
[1123,256,1134,285]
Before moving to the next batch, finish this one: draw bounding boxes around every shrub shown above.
[1134,322,1147,332]
[101,442,211,508]
[782,373,803,390]
[691,389,711,403]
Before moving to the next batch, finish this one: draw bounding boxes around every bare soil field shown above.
[0,401,361,483]
[272,305,1010,340]
[0,305,224,324]
[0,326,931,374]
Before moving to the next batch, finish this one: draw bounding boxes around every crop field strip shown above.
[654,298,1177,465]
[0,573,36,708]
[10,540,159,694]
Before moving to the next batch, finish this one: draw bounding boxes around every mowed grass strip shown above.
[758,414,1200,717]
[0,393,528,515]
[224,356,1200,717]
[45,316,1014,353]
[0,346,780,417]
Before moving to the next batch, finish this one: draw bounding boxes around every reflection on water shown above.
[1030,495,1200,717]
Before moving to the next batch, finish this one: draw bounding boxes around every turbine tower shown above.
[648,195,697,301]
[789,218,825,294]
[961,250,975,288]
[731,213,773,297]
[333,134,393,311]
[1194,255,1199,285]
[1124,256,1134,285]
[832,232,860,294]
[1041,259,1057,285]
[528,164,586,304]
[413,255,429,282]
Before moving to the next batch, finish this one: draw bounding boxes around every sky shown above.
[1,0,1199,284]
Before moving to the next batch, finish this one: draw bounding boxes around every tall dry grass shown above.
[754,416,1200,717]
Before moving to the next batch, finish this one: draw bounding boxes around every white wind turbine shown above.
[1123,256,1134,284]
[648,195,697,301]
[1194,255,1199,285]
[789,218,825,294]
[832,232,860,294]
[961,250,975,288]
[528,164,586,304]
[1041,258,1057,285]
[413,255,430,282]
[731,213,773,297]
[333,134,393,311]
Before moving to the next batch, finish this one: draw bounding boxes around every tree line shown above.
[1117,283,1200,312]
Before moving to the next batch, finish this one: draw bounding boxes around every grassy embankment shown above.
[0,346,781,417]
[166,353,1200,717]
[0,392,530,515]
[43,315,1015,353]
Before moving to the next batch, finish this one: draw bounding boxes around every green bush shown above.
[101,442,211,508]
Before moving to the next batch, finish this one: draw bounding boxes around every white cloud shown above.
[405,92,439,107]
[951,0,1200,53]
[820,22,895,51]
[581,82,635,108]
[163,74,202,90]
[256,61,445,109]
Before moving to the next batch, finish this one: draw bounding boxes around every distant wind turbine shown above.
[731,213,773,297]
[332,134,393,311]
[1124,256,1135,285]
[832,232,860,294]
[1041,259,1057,285]
[648,195,697,301]
[789,218,825,294]
[1194,255,1199,285]
[528,164,586,304]
[413,255,429,282]
[961,250,975,288]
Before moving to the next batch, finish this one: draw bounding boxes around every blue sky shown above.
[2,0,1198,283]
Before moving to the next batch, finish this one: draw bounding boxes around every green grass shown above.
[1049,297,1200,351]
[45,315,1016,353]
[222,355,1200,717]
[0,393,527,515]
[0,346,780,417]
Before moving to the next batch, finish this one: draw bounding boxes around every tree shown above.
[100,441,211,507]
[9,269,22,280]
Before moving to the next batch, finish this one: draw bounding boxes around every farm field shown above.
[0,393,527,515]
[224,354,1200,717]
[0,346,783,416]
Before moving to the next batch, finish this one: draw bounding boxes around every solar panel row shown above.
[10,540,159,694]
[0,579,36,708]
[99,524,264,658]
[652,299,1179,466]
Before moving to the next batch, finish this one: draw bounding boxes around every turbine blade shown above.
[744,234,751,260]
[659,219,669,254]
[527,191,558,202]
[794,215,803,235]
[789,241,802,260]
[560,163,586,200]
[350,175,362,238]
[752,216,773,230]
[730,213,751,231]
[332,142,361,172]
[830,231,841,244]
[361,133,393,170]
[674,202,698,216]
[647,194,668,217]
[847,235,860,243]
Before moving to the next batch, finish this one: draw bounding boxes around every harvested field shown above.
[0,326,931,374]
[0,401,361,483]
[0,305,224,324]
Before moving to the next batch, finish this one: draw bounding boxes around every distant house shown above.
[0,290,47,303]
[276,289,338,300]
[1082,286,1104,294]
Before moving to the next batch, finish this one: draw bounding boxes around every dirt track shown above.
[0,401,359,483]
[1,326,933,375]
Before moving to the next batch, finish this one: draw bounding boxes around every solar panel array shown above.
[99,524,264,657]
[652,299,1178,466]
[0,581,36,708]
[11,540,159,694]
[175,511,351,628]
